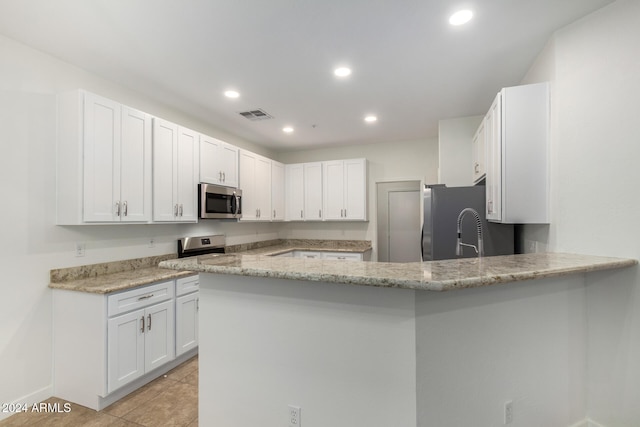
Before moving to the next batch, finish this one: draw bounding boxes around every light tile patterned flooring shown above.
[0,355,198,427]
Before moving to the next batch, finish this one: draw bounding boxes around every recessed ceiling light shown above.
[283,126,294,133]
[334,67,352,77]
[224,90,240,98]
[449,10,473,26]
[364,115,378,123]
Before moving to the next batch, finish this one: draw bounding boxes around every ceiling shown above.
[0,0,614,151]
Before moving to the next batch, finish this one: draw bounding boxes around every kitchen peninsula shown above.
[159,252,636,426]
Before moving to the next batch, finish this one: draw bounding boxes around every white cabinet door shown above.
[108,309,145,393]
[239,150,272,221]
[176,292,199,357]
[323,160,345,220]
[323,159,367,221]
[153,119,198,222]
[219,143,239,188]
[271,161,285,221]
[343,159,367,220]
[286,164,305,221]
[176,126,198,222]
[304,162,323,221]
[144,299,175,372]
[485,92,502,222]
[200,135,239,187]
[256,156,272,220]
[120,106,152,222]
[472,118,486,184]
[83,93,120,222]
[239,150,257,221]
[199,135,223,185]
[153,118,178,222]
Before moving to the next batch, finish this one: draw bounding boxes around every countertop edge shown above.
[158,253,638,292]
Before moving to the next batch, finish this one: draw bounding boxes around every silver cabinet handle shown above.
[319,209,322,218]
[219,171,222,182]
[115,202,121,217]
[341,209,344,218]
[123,201,128,217]
[179,204,184,217]
[222,172,226,182]
[474,163,479,173]
[174,204,179,217]
[273,210,276,218]
[137,294,154,301]
[140,316,145,333]
[344,209,347,217]
[147,313,152,331]
[300,210,303,219]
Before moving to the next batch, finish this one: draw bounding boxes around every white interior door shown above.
[376,181,421,263]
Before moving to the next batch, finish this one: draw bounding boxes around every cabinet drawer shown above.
[108,281,174,317]
[176,275,199,296]
[322,252,363,261]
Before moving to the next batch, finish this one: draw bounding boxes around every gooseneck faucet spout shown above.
[456,208,484,257]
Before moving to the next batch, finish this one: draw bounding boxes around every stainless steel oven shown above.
[198,184,242,219]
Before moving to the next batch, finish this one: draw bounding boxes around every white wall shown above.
[437,115,483,186]
[522,0,640,425]
[0,33,280,417]
[416,275,587,427]
[276,139,439,260]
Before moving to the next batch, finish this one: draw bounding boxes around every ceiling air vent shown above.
[238,109,273,121]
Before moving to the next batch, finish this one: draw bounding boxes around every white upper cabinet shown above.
[304,162,323,221]
[199,135,239,188]
[485,82,549,224]
[152,118,199,222]
[239,149,272,221]
[271,161,285,221]
[285,163,305,221]
[323,158,367,221]
[56,90,152,224]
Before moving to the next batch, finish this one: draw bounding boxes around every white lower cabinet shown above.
[53,278,197,411]
[107,299,174,393]
[175,276,199,357]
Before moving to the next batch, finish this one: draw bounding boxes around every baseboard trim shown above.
[0,384,54,421]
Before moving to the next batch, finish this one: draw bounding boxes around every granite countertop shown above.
[158,252,637,292]
[49,254,195,294]
[48,239,373,294]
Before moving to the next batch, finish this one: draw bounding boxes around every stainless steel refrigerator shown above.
[421,185,514,261]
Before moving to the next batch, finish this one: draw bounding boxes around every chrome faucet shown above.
[456,208,484,257]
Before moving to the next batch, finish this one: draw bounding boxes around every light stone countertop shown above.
[158,252,637,292]
[48,239,372,294]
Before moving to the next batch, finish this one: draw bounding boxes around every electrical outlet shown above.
[75,242,86,257]
[504,400,513,424]
[288,405,301,427]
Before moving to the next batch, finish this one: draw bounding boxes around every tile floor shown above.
[0,355,198,427]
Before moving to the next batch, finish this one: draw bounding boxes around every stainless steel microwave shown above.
[198,184,242,219]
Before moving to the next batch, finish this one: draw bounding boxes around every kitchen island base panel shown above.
[199,272,591,427]
[199,273,417,427]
